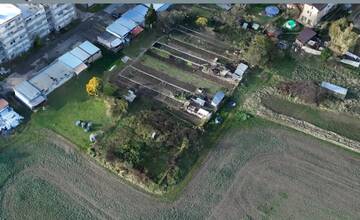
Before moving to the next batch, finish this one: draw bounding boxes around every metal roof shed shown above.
[122,9,145,24]
[234,63,248,78]
[115,17,138,31]
[132,5,148,16]
[70,47,91,62]
[78,41,100,56]
[13,81,46,109]
[211,91,225,108]
[320,82,348,97]
[58,52,87,74]
[144,3,172,12]
[29,61,74,95]
[106,21,131,39]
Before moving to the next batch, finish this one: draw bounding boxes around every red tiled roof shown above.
[0,98,9,110]
[131,26,144,37]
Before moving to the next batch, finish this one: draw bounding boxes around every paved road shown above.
[0,8,114,95]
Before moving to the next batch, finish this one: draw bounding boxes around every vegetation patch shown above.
[140,54,223,94]
[262,95,360,141]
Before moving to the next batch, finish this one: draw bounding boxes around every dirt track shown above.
[1,124,360,219]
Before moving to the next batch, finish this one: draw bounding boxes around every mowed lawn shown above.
[29,49,125,150]
[262,95,360,142]
[31,71,112,150]
[140,55,223,94]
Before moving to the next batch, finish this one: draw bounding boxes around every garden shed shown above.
[211,91,225,108]
[320,82,348,99]
[296,28,317,46]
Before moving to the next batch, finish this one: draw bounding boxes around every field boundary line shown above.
[130,65,194,95]
[156,41,211,64]
[177,25,234,49]
[117,73,186,105]
[169,35,232,62]
[152,46,205,67]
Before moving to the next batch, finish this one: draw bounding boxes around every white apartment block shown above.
[0,3,77,63]
[0,4,32,62]
[43,4,77,31]
[17,4,50,40]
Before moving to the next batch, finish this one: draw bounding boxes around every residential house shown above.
[298,4,335,27]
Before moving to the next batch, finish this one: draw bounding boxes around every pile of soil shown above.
[278,81,328,104]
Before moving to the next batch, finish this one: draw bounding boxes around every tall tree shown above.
[329,18,359,54]
[145,4,157,28]
[244,34,273,67]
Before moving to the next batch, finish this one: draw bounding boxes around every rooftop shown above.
[106,21,131,38]
[0,98,9,111]
[122,8,146,24]
[311,4,328,11]
[211,91,225,107]
[321,82,348,96]
[16,3,44,19]
[14,80,44,103]
[0,4,21,25]
[78,40,100,56]
[29,60,74,95]
[132,4,148,16]
[70,47,91,62]
[297,28,317,44]
[58,52,84,69]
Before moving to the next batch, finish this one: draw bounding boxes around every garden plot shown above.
[177,25,234,52]
[143,50,236,89]
[170,28,236,60]
[160,37,227,63]
[137,54,226,95]
[118,66,192,101]
[152,42,210,66]
[115,75,201,126]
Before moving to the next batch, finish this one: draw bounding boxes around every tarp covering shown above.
[265,6,280,17]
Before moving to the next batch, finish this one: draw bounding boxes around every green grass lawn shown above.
[31,71,112,150]
[140,55,224,94]
[262,95,360,142]
[28,48,127,150]
[122,29,162,58]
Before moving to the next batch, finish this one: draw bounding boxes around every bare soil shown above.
[144,51,235,90]
[2,123,359,219]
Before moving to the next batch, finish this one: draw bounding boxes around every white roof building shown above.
[0,4,21,25]
[233,63,248,81]
[70,47,91,62]
[14,81,46,109]
[79,40,101,56]
[14,40,101,109]
[320,82,348,97]
[29,60,74,95]
[58,52,87,74]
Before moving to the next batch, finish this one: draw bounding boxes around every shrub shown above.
[320,48,333,62]
[195,16,208,27]
[86,77,102,96]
